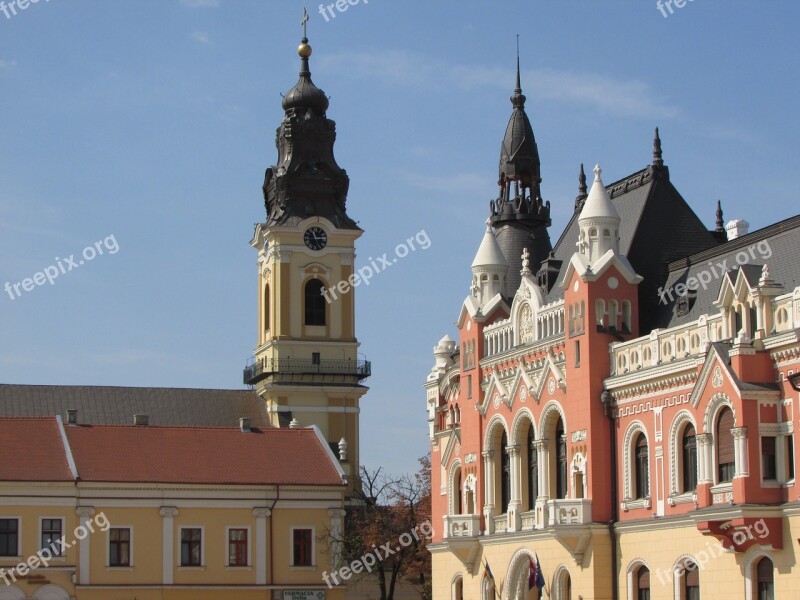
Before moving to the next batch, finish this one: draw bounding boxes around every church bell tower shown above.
[243,32,370,493]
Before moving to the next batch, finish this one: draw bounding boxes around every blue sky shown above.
[0,0,797,476]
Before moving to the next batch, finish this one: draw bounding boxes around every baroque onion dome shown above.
[262,37,358,230]
[489,48,553,294]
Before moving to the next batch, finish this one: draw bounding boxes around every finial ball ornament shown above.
[594,164,602,180]
[298,43,312,58]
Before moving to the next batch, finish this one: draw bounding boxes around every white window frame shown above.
[38,516,65,559]
[0,516,22,559]
[289,525,315,569]
[105,525,134,569]
[177,526,205,569]
[224,525,252,569]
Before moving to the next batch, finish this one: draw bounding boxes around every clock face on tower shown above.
[303,227,328,251]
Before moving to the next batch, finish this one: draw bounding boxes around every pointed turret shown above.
[471,219,509,305]
[577,165,621,262]
[649,127,670,180]
[574,163,588,213]
[488,41,552,294]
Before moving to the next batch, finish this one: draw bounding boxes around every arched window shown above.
[717,407,736,483]
[596,299,606,327]
[453,467,462,514]
[682,424,698,492]
[622,300,632,333]
[304,279,326,326]
[500,431,511,513]
[635,433,649,499]
[755,556,774,600]
[527,425,538,511]
[683,560,700,600]
[564,572,572,600]
[556,418,568,499]
[263,283,270,332]
[452,575,464,600]
[636,566,650,600]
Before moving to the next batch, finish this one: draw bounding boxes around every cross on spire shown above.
[301,7,309,39]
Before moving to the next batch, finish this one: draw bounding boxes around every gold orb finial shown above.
[298,42,312,58]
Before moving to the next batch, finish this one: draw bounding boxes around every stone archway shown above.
[504,549,543,600]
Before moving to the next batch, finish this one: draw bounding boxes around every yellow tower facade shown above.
[243,35,369,495]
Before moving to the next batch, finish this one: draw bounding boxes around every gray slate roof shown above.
[658,215,800,328]
[543,164,722,332]
[0,385,268,428]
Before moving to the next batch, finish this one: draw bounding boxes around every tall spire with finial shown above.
[653,127,664,167]
[491,36,551,295]
[715,200,724,232]
[514,34,522,97]
[574,163,588,212]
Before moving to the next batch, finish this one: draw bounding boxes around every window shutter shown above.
[717,408,735,465]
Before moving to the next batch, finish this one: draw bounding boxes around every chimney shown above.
[134,414,149,426]
[66,409,77,426]
[338,437,348,462]
[289,418,300,429]
[725,219,750,240]
[239,417,251,433]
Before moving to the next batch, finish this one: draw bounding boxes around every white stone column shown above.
[160,507,179,585]
[507,445,521,531]
[733,427,749,477]
[696,434,713,484]
[534,440,549,498]
[482,450,495,534]
[252,507,271,585]
[75,506,95,585]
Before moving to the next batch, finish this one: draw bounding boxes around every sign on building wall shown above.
[283,592,325,600]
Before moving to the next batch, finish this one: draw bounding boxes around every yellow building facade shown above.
[0,417,348,600]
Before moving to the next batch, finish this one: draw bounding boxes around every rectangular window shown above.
[762,436,777,480]
[109,528,131,567]
[292,528,313,566]
[467,374,472,399]
[788,435,795,481]
[311,352,321,365]
[180,528,202,567]
[228,529,248,567]
[0,519,19,557]
[574,340,581,368]
[41,518,63,556]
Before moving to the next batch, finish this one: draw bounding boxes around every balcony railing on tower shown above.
[243,356,371,386]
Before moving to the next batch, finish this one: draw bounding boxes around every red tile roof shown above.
[64,424,344,486]
[0,418,74,482]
